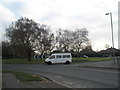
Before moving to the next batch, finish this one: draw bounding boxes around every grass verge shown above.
[2,70,46,82]
[72,57,112,63]
[2,57,112,64]
[2,58,45,64]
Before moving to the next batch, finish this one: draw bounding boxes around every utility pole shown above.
[105,12,115,64]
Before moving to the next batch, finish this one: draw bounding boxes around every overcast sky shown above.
[0,0,119,51]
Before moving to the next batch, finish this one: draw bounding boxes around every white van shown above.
[45,53,72,65]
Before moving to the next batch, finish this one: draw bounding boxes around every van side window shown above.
[63,55,67,58]
[67,55,70,58]
[50,55,55,59]
[56,55,61,58]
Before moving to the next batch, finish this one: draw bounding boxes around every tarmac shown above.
[2,58,120,88]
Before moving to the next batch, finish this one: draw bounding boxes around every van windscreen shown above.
[49,55,55,59]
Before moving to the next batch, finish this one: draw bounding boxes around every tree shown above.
[6,17,40,61]
[34,25,55,57]
[56,29,73,52]
[56,28,89,56]
[71,28,89,57]
[73,28,89,51]
[2,41,14,59]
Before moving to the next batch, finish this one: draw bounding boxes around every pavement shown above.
[71,59,120,69]
[2,73,68,88]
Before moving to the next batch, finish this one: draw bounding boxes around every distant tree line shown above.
[3,17,119,61]
[2,17,90,61]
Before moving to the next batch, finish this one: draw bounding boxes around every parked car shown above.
[82,55,88,58]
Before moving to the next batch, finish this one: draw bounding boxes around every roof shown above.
[99,48,120,54]
[80,49,96,54]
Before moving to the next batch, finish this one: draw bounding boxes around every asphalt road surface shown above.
[2,63,118,88]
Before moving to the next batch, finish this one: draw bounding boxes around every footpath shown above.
[71,59,120,69]
[2,73,68,88]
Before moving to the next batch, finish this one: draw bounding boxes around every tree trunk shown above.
[77,52,79,58]
[27,48,32,61]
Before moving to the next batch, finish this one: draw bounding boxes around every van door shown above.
[56,55,63,63]
[62,55,67,63]
[49,55,56,63]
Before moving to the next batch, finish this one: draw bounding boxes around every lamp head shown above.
[105,13,109,15]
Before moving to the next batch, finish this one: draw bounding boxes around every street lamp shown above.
[105,12,115,64]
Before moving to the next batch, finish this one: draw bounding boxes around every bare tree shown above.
[71,28,89,57]
[35,25,55,57]
[56,29,73,52]
[56,28,89,55]
[73,28,89,51]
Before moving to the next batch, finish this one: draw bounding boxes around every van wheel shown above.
[47,61,52,65]
[65,61,70,64]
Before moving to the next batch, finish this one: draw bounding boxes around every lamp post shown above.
[105,12,115,64]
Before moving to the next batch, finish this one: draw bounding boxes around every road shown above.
[2,63,118,88]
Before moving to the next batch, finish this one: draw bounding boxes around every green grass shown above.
[3,70,46,82]
[2,57,112,64]
[2,58,45,64]
[72,57,112,63]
